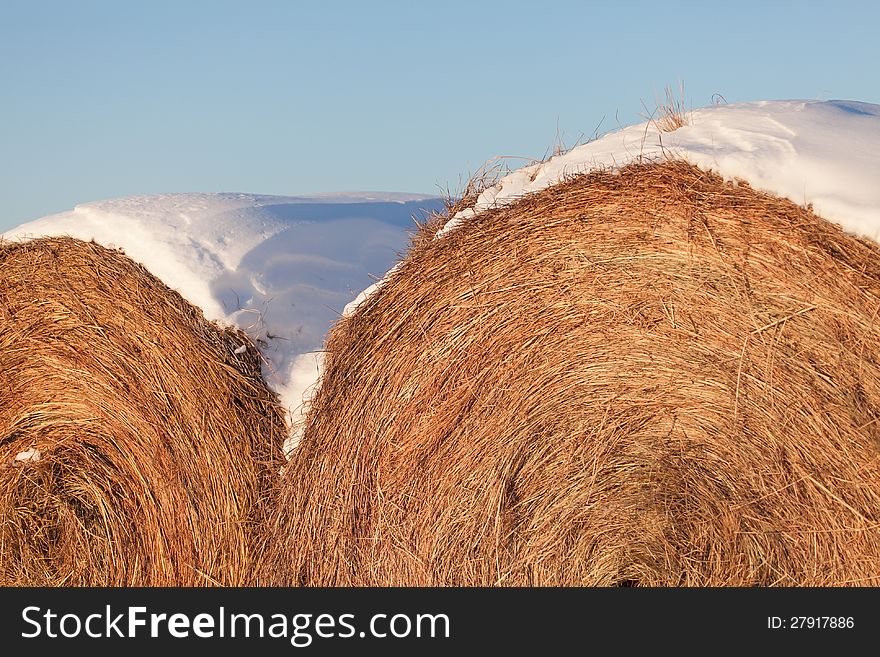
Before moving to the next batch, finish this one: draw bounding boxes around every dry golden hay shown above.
[0,237,286,586]
[265,160,880,586]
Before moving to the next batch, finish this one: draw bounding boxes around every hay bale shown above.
[0,237,285,586]
[266,160,880,586]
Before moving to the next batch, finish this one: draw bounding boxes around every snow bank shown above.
[4,192,445,453]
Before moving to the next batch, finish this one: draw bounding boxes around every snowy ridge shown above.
[5,192,445,453]
[443,100,880,240]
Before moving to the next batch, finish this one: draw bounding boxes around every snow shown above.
[14,448,41,463]
[342,262,401,318]
[4,192,445,454]
[446,100,880,241]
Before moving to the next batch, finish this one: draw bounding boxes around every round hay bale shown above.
[266,160,880,586]
[0,237,285,586]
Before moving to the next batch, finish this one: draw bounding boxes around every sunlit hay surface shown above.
[267,160,880,586]
[0,237,286,586]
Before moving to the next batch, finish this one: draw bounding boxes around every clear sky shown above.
[2,0,878,230]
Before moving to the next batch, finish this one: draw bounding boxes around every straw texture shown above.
[266,161,880,586]
[0,237,285,586]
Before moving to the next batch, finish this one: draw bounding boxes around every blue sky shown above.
[2,0,878,230]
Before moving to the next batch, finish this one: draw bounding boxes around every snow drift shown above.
[0,237,286,585]
[264,161,880,586]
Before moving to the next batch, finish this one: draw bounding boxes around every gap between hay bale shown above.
[265,160,880,586]
[0,237,286,586]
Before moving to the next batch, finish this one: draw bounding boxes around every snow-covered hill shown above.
[4,192,445,452]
